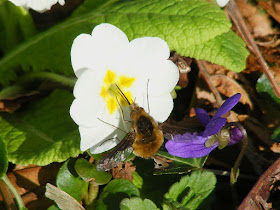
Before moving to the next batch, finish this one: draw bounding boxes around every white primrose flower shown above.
[216,0,230,7]
[70,23,179,154]
[8,0,65,12]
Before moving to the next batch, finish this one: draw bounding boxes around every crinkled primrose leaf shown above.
[56,159,89,202]
[0,0,37,53]
[256,74,280,104]
[163,171,216,209]
[74,158,112,185]
[0,0,248,86]
[97,179,140,209]
[0,89,81,166]
[120,197,159,210]
[0,136,8,178]
[154,151,207,175]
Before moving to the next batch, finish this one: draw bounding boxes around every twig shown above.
[204,169,257,181]
[226,0,280,99]
[238,157,280,209]
[196,60,223,105]
[258,1,280,24]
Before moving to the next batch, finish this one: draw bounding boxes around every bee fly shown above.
[96,84,164,171]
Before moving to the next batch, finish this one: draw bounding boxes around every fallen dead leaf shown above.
[0,163,61,209]
[270,143,280,153]
[210,74,253,109]
[111,162,135,182]
[236,0,274,37]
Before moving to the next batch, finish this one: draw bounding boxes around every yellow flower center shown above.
[100,70,135,114]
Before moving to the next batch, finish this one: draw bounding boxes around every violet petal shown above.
[203,117,227,137]
[172,132,198,143]
[228,127,243,146]
[195,108,210,126]
[212,93,241,120]
[165,136,218,158]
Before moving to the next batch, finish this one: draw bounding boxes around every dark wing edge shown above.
[96,132,135,171]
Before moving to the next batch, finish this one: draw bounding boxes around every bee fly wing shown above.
[96,132,135,171]
[159,117,203,141]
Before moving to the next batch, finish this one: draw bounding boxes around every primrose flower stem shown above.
[85,182,99,208]
[1,175,26,210]
[19,72,77,88]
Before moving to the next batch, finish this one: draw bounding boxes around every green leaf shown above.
[0,136,8,178]
[0,89,81,166]
[75,158,112,185]
[132,171,143,189]
[256,74,280,104]
[47,205,60,210]
[271,126,280,143]
[56,159,89,201]
[183,30,249,72]
[154,151,207,175]
[0,0,37,53]
[70,0,114,17]
[0,0,233,85]
[163,171,216,209]
[120,197,159,210]
[97,179,140,209]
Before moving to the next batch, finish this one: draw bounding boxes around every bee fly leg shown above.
[146,79,151,114]
[97,118,127,134]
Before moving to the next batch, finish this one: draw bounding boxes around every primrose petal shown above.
[216,0,230,7]
[129,37,170,61]
[70,97,103,127]
[147,94,174,123]
[70,23,179,154]
[9,0,65,12]
[71,34,97,76]
[148,60,179,96]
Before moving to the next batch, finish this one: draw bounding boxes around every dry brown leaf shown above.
[152,155,173,169]
[111,162,135,181]
[210,74,253,109]
[270,143,280,153]
[0,163,61,209]
[0,91,39,113]
[45,184,85,210]
[236,0,274,37]
[258,1,280,24]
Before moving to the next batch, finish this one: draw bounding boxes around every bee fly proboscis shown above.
[96,84,164,171]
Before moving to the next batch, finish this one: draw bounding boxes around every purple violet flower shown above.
[165,93,243,158]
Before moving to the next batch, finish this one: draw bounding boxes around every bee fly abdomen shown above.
[132,112,164,158]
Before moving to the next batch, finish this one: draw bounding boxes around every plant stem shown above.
[19,72,76,88]
[1,175,26,210]
[85,182,99,209]
[226,123,248,184]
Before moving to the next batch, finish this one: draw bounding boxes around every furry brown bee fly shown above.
[96,84,164,171]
